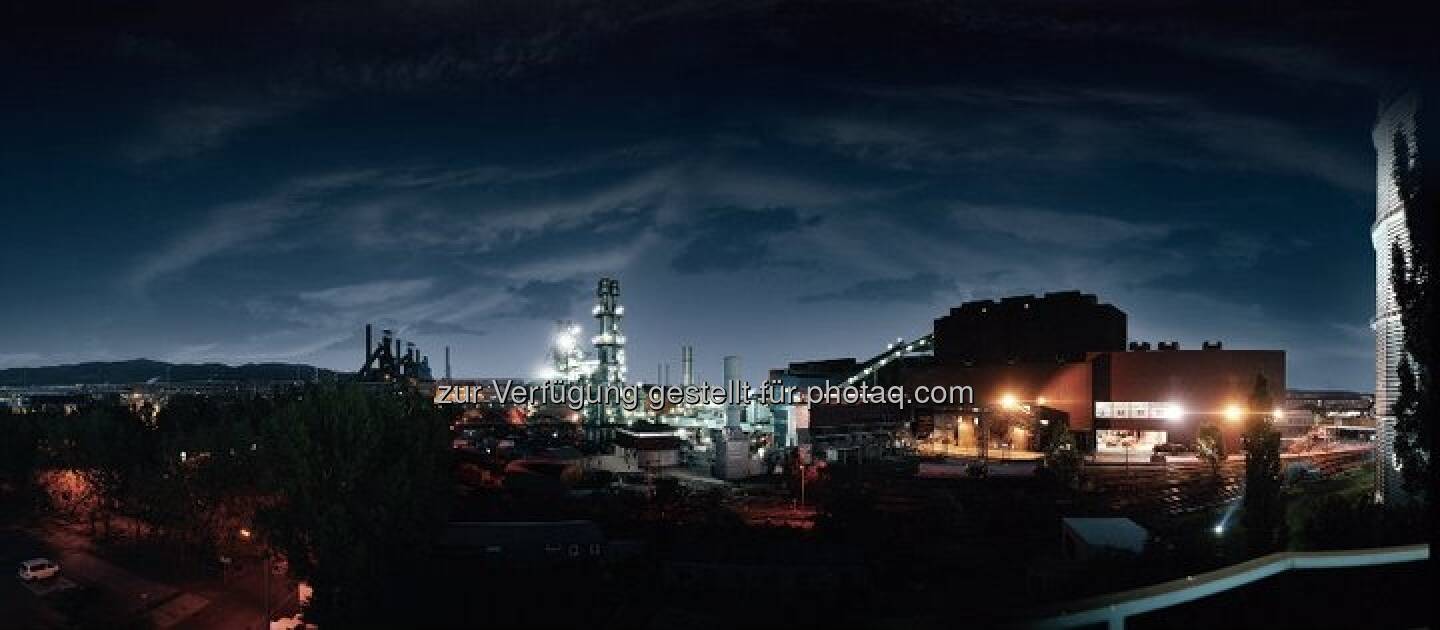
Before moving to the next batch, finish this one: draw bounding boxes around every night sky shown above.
[1,1,1430,388]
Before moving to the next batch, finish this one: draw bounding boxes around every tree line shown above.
[0,384,452,627]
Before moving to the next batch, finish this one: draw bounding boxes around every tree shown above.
[1035,414,1081,488]
[1194,423,1227,477]
[1242,374,1283,555]
[1388,127,1436,506]
[53,404,149,537]
[136,395,267,552]
[256,385,452,626]
[0,411,44,507]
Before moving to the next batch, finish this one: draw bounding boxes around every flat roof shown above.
[1063,517,1148,552]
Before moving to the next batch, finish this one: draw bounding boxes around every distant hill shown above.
[0,359,342,386]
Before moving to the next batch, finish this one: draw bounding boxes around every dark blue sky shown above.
[0,1,1427,388]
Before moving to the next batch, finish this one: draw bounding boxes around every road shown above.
[0,528,65,629]
[1,520,298,629]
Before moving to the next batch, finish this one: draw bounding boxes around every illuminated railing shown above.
[1033,544,1429,629]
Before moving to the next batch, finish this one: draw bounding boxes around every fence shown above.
[1033,543,1429,629]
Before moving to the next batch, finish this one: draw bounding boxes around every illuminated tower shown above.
[1372,89,1420,503]
[592,277,627,385]
[590,277,627,429]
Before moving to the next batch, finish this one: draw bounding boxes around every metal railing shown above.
[1033,543,1429,629]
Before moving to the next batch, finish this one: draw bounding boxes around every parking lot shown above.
[0,528,65,628]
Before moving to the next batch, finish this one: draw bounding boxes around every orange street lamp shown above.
[1224,404,1244,423]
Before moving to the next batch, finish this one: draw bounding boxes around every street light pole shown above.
[263,549,270,629]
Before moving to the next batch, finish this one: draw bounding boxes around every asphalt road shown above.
[0,528,64,629]
[2,522,297,629]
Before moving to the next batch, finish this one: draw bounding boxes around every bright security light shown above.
[1224,404,1244,423]
[1000,393,1019,409]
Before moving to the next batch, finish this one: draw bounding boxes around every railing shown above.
[1033,544,1429,629]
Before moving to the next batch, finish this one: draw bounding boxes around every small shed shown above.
[1061,517,1148,561]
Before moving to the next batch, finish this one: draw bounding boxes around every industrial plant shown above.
[358,324,434,383]
[4,4,1430,626]
[420,277,1370,488]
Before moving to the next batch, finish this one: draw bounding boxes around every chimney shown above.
[364,324,373,369]
[682,345,694,387]
[445,346,452,380]
[724,355,742,428]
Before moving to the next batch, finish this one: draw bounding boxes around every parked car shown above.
[1152,443,1190,454]
[18,558,59,581]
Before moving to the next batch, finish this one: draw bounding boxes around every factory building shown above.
[934,291,1126,364]
[1281,390,1374,445]
[791,292,1285,458]
[359,324,433,382]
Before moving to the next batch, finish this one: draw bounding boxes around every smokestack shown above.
[664,363,670,386]
[681,345,694,387]
[364,324,373,369]
[723,355,741,428]
[445,346,452,380]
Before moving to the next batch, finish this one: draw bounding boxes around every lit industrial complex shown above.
[427,278,1309,480]
[786,291,1287,462]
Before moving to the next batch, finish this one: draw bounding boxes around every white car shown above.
[18,558,59,581]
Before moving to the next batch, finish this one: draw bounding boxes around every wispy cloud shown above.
[299,278,436,309]
[668,207,819,274]
[798,85,1370,192]
[126,170,372,293]
[123,94,312,163]
[952,204,1176,247]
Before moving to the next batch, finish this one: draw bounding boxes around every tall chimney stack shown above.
[681,345,694,387]
[445,346,452,380]
[723,355,741,428]
[364,324,373,369]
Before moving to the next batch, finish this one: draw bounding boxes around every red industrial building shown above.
[794,292,1285,456]
[900,344,1284,454]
